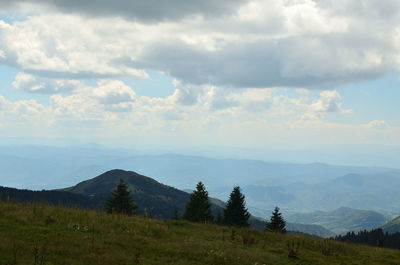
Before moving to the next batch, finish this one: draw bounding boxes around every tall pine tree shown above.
[183,182,213,222]
[223,186,250,227]
[105,179,138,215]
[266,206,286,233]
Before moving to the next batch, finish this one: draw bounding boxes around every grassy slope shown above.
[0,202,399,265]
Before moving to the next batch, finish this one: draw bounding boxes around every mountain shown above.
[286,223,335,238]
[0,144,393,189]
[287,207,393,235]
[2,145,399,216]
[247,215,334,238]
[0,168,331,237]
[63,169,221,219]
[243,171,400,215]
[381,216,400,234]
[63,169,339,236]
[0,186,101,209]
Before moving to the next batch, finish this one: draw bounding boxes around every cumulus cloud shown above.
[50,79,137,118]
[0,95,49,128]
[0,0,399,89]
[91,80,136,105]
[311,90,348,113]
[0,16,148,79]
[12,72,82,93]
[282,89,352,122]
[0,0,248,22]
[365,120,390,129]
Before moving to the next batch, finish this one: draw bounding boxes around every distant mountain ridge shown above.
[1,145,399,216]
[0,169,334,237]
[381,216,400,234]
[243,171,400,215]
[287,207,395,235]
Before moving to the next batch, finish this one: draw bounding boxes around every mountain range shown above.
[0,168,339,237]
[286,207,397,235]
[1,145,400,217]
[3,168,399,237]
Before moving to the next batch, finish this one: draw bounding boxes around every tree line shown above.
[334,228,400,249]
[106,179,286,232]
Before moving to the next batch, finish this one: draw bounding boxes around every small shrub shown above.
[287,241,300,259]
[32,243,47,265]
[5,242,19,265]
[321,239,338,257]
[44,215,56,225]
[242,234,255,246]
[133,250,141,264]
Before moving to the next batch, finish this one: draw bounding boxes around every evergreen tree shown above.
[223,186,250,227]
[183,182,213,222]
[266,206,286,233]
[105,179,138,215]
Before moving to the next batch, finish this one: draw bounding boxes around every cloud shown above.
[0,81,398,148]
[91,80,136,105]
[365,120,390,129]
[0,95,49,128]
[12,72,82,93]
[311,90,347,113]
[0,0,399,89]
[0,0,248,22]
[50,79,137,119]
[0,16,148,79]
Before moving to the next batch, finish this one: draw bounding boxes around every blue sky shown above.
[0,0,399,167]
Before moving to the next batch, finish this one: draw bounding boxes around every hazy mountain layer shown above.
[381,216,400,234]
[287,207,395,235]
[0,168,333,237]
[1,145,399,216]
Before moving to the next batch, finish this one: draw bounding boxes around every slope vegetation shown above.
[1,201,400,265]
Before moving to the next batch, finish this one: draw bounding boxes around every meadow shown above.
[0,201,399,265]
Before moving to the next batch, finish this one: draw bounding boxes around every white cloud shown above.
[91,80,136,105]
[13,72,82,93]
[0,0,399,152]
[311,90,346,113]
[0,15,148,78]
[0,96,51,130]
[365,120,390,129]
[0,81,398,149]
[50,79,137,120]
[0,0,399,89]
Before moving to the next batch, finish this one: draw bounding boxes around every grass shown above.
[0,201,400,264]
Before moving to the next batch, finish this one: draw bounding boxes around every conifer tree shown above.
[183,182,213,222]
[223,186,250,227]
[105,179,138,215]
[266,206,286,233]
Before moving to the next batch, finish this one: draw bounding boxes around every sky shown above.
[0,0,399,167]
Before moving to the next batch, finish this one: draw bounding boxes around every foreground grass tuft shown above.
[0,201,399,264]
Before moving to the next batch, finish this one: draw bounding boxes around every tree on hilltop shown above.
[105,179,138,215]
[183,182,213,222]
[266,206,286,233]
[223,186,250,227]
